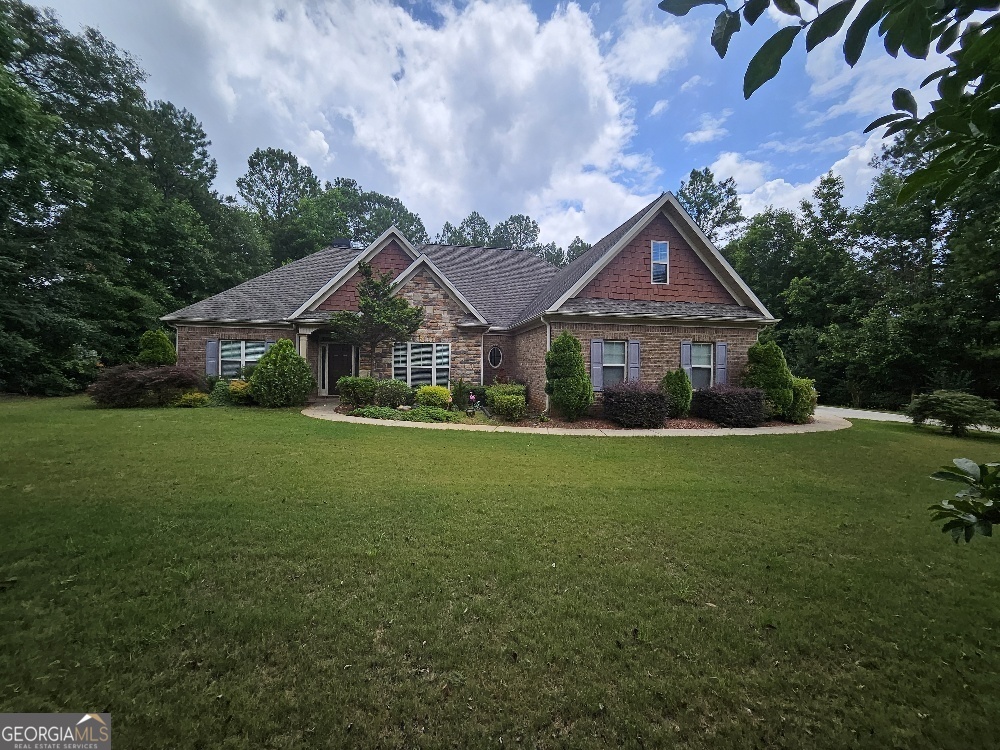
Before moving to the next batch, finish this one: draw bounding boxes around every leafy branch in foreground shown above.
[929,459,1000,543]
[658,0,1000,203]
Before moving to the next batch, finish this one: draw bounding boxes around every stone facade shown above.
[174,324,294,373]
[316,241,413,311]
[550,319,759,392]
[579,214,735,305]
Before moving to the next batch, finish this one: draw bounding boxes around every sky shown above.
[39,0,943,245]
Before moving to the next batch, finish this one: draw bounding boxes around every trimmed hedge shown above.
[788,377,818,424]
[907,390,1000,436]
[414,385,452,409]
[691,385,766,428]
[136,329,177,366]
[603,381,670,428]
[742,341,794,419]
[660,369,693,418]
[374,378,413,407]
[89,364,206,408]
[491,393,527,421]
[173,390,209,408]
[545,331,592,420]
[337,376,376,406]
[485,383,526,408]
[249,339,315,407]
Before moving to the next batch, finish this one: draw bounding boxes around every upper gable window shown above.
[651,241,669,284]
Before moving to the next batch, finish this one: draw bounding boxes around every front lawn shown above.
[1,396,998,748]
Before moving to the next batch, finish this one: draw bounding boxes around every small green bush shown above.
[208,379,233,406]
[229,379,253,405]
[545,331,592,420]
[350,405,460,423]
[337,376,376,406]
[136,329,177,366]
[173,390,210,408]
[907,390,1000,436]
[788,377,818,424]
[603,381,669,428]
[249,339,315,408]
[350,406,404,420]
[374,378,413,407]
[485,383,526,408]
[451,378,474,409]
[491,393,527,421]
[742,341,794,419]
[660,369,693,418]
[414,385,451,409]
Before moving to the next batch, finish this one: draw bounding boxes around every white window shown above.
[393,342,450,387]
[651,241,669,284]
[603,340,627,388]
[690,343,713,390]
[220,340,267,378]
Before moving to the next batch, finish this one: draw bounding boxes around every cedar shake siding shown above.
[316,241,413,312]
[175,325,293,373]
[579,214,736,305]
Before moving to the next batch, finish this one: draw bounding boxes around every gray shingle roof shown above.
[557,298,767,321]
[510,193,666,326]
[162,245,360,322]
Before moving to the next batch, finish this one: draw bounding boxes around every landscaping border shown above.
[302,404,852,437]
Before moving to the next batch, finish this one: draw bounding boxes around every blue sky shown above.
[40,0,941,244]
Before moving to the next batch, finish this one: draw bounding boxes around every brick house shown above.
[163,192,776,411]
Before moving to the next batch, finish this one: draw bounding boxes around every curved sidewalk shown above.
[302,404,852,437]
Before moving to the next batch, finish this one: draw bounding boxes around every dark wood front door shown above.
[328,344,354,393]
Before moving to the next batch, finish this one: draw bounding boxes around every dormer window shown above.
[651,241,669,284]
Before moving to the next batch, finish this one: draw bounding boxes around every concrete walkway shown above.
[815,405,909,423]
[302,403,852,437]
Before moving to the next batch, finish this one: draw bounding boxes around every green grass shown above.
[1,396,999,749]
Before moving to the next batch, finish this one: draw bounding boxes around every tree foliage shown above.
[677,167,744,243]
[929,459,1000,543]
[544,331,593,420]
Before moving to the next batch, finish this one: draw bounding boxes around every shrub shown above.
[485,382,526,408]
[89,364,205,408]
[350,406,404,420]
[603,381,669,428]
[350,405,460,423]
[469,386,488,405]
[208,379,233,406]
[929,458,1000,543]
[249,339,315,408]
[414,385,451,409]
[239,363,258,380]
[229,379,254,405]
[451,378,473,409]
[788,377,818,424]
[373,378,413,407]
[337,376,376,406]
[136,329,177,366]
[907,390,1000,436]
[491,393,527,421]
[742,341,794,419]
[660,369,693,418]
[691,385,767,428]
[545,331,593,420]
[174,390,209,408]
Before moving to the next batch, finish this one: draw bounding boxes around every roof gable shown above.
[393,255,489,326]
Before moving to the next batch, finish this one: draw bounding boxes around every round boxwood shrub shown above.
[89,364,205,408]
[174,390,209,408]
[660,368,693,418]
[545,332,593,420]
[414,385,452,409]
[208,379,233,406]
[485,382,526,408]
[136,329,177,366]
[787,377,818,424]
[491,392,527,421]
[229,379,254,405]
[907,390,1000,436]
[337,376,376,406]
[374,378,413,407]
[249,339,315,407]
[603,381,670,428]
[742,341,794,419]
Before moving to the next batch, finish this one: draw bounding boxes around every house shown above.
[162,192,776,411]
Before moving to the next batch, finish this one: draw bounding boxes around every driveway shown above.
[816,406,909,423]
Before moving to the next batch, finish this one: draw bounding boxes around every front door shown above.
[328,344,355,393]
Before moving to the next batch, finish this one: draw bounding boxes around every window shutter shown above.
[205,339,219,376]
[265,340,276,353]
[680,340,692,380]
[627,340,640,382]
[590,339,604,392]
[715,342,728,385]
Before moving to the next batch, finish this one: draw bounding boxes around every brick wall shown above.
[317,241,413,311]
[579,213,736,304]
[483,333,515,385]
[512,325,548,411]
[550,320,759,391]
[362,268,483,384]
[174,325,294,373]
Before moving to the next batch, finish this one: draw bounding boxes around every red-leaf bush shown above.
[602,381,670,428]
[691,385,766,428]
[89,364,206,408]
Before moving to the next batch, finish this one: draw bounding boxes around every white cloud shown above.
[179,0,678,243]
[710,152,768,192]
[649,99,669,116]
[683,110,732,144]
[679,74,702,92]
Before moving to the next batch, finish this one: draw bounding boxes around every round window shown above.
[488,346,503,368]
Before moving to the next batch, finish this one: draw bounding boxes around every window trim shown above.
[488,345,503,369]
[651,240,669,285]
[220,340,267,377]
[690,342,714,390]
[393,342,451,387]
